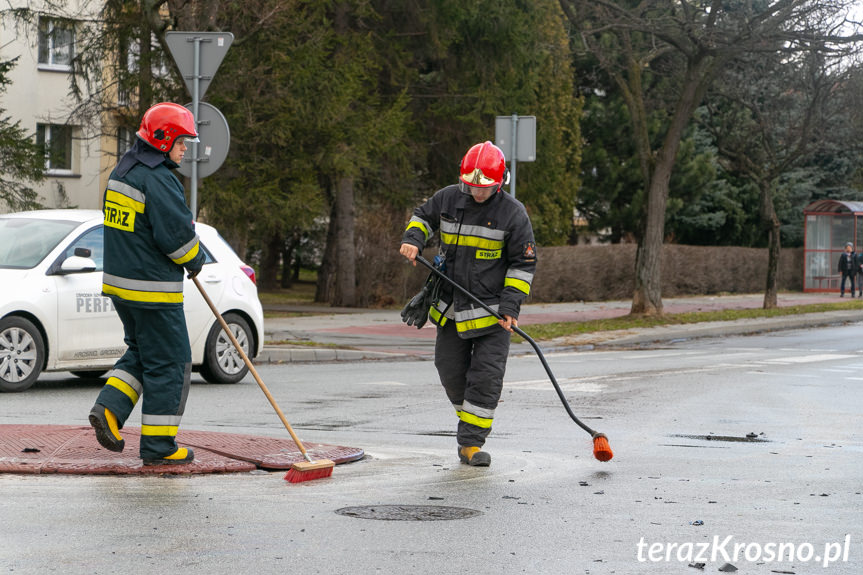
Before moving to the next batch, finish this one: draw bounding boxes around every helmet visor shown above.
[460,168,497,187]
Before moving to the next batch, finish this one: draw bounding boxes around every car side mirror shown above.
[59,255,97,275]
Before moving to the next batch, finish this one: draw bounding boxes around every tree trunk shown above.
[137,10,153,112]
[314,203,338,303]
[630,56,715,316]
[760,181,781,309]
[333,175,357,307]
[280,233,298,289]
[258,232,282,291]
[630,173,669,316]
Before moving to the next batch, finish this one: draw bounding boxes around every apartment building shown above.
[1,1,118,212]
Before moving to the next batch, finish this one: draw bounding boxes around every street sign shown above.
[165,32,233,101]
[494,114,537,197]
[176,102,230,179]
[495,115,536,162]
[165,31,233,217]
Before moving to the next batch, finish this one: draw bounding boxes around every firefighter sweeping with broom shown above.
[88,102,205,466]
[399,141,536,467]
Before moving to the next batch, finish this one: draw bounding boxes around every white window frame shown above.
[37,17,75,71]
[117,127,134,157]
[36,123,75,176]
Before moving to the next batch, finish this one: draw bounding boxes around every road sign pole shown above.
[190,37,201,217]
[510,113,518,198]
[166,31,233,217]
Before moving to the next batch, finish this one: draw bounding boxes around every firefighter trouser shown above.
[94,301,191,459]
[434,320,511,447]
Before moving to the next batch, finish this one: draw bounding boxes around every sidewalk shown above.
[256,292,863,363]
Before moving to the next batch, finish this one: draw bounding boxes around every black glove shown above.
[401,282,433,329]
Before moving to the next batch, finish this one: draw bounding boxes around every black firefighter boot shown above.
[458,446,491,467]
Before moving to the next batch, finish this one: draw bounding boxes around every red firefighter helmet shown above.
[459,141,507,190]
[136,102,199,152]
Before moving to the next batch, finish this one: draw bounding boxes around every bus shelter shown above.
[803,199,863,292]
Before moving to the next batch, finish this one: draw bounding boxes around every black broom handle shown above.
[414,255,598,437]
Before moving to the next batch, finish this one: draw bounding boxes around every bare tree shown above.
[702,48,859,307]
[559,0,863,315]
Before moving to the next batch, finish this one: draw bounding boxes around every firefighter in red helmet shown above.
[399,141,537,466]
[89,102,206,465]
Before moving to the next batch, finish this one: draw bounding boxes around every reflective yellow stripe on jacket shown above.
[429,299,450,327]
[406,216,432,241]
[105,179,146,213]
[440,221,505,251]
[504,268,534,295]
[168,235,201,265]
[454,305,499,335]
[102,273,184,304]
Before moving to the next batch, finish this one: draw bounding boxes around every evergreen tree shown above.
[0,57,44,211]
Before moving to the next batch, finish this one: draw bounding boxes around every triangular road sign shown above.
[165,31,234,100]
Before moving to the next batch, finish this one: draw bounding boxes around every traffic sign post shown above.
[165,31,234,217]
[495,114,536,198]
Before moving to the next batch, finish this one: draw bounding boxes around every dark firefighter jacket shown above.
[401,184,537,338]
[101,138,205,308]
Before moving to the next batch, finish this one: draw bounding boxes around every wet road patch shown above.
[335,505,482,521]
[671,434,770,443]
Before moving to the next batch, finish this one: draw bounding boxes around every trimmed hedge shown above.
[530,244,803,303]
[377,242,803,307]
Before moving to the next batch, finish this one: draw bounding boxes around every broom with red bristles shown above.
[193,277,335,482]
[414,256,614,462]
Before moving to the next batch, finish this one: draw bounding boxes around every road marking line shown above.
[764,353,853,364]
[746,371,820,378]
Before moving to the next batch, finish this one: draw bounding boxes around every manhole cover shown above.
[335,505,482,521]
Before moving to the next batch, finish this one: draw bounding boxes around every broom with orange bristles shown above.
[414,256,614,462]
[193,277,335,482]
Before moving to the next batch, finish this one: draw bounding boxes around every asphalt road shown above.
[1,324,860,574]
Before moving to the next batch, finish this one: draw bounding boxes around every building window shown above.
[117,127,134,157]
[36,124,74,174]
[38,18,75,70]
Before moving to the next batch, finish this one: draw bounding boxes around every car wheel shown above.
[200,313,252,384]
[0,316,45,393]
[71,370,108,379]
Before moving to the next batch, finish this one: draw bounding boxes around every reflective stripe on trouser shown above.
[94,301,192,459]
[434,320,511,447]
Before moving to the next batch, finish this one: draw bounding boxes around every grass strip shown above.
[519,301,863,341]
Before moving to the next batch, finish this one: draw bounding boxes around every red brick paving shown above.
[0,425,363,475]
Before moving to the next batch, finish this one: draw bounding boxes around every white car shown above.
[0,209,264,392]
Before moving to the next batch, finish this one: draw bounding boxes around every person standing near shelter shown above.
[399,141,537,467]
[838,241,857,297]
[857,249,863,298]
[89,102,206,465]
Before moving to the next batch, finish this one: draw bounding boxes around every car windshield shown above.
[0,217,81,269]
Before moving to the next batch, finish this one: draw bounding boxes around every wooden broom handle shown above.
[192,276,311,459]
